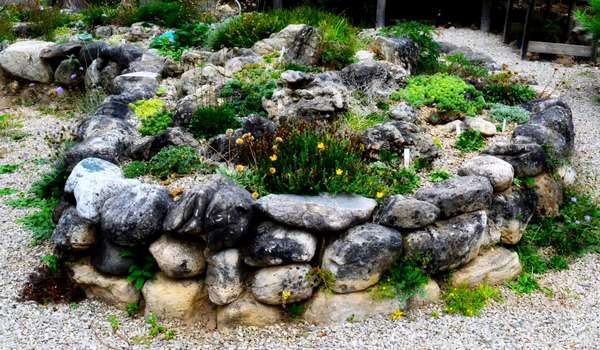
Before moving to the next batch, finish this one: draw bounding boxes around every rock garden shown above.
[1,1,600,347]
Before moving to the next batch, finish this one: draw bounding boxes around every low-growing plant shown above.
[139,110,173,136]
[441,52,489,81]
[380,21,440,72]
[41,255,60,274]
[30,160,69,201]
[343,112,387,132]
[483,73,537,105]
[126,302,140,317]
[129,98,165,119]
[392,73,486,116]
[0,187,17,196]
[123,161,147,178]
[187,105,241,140]
[80,5,120,27]
[284,303,305,320]
[127,255,157,290]
[18,202,57,245]
[575,0,600,42]
[306,267,336,293]
[454,130,486,153]
[217,166,268,198]
[131,2,192,28]
[206,12,281,50]
[369,257,429,301]
[0,164,18,174]
[220,65,281,117]
[507,272,540,295]
[108,315,120,332]
[149,22,210,60]
[145,146,204,179]
[489,103,530,124]
[443,284,502,316]
[429,169,451,183]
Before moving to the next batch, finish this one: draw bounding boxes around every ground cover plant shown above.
[220,65,281,118]
[443,284,503,316]
[369,257,429,301]
[454,130,486,153]
[123,146,210,179]
[129,98,173,136]
[482,72,537,105]
[149,22,211,60]
[187,105,241,140]
[489,103,530,124]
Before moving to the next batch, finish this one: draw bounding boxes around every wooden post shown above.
[521,0,535,59]
[376,0,387,28]
[503,0,514,43]
[565,0,576,41]
[481,0,492,32]
[273,0,283,9]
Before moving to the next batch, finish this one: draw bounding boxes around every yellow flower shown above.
[235,164,246,172]
[376,191,385,199]
[251,192,259,199]
[270,154,278,161]
[317,142,326,151]
[281,290,292,302]
[269,167,277,174]
[235,138,244,145]
[275,137,283,143]
[389,309,404,321]
[336,169,344,176]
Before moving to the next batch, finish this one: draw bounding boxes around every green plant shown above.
[127,255,157,290]
[30,160,69,201]
[0,9,16,42]
[26,6,72,41]
[146,312,173,339]
[442,52,489,81]
[139,110,173,136]
[507,272,540,295]
[575,0,600,42]
[126,302,140,317]
[41,255,60,273]
[220,65,280,117]
[489,103,530,124]
[454,130,486,153]
[343,112,387,132]
[187,105,241,140]
[306,267,336,292]
[0,187,17,196]
[284,303,305,319]
[217,166,268,198]
[369,257,428,301]
[150,23,210,60]
[392,73,486,116]
[206,12,282,50]
[429,169,451,183]
[108,315,120,332]
[81,5,120,27]
[131,2,192,28]
[130,98,165,119]
[482,73,537,105]
[0,164,18,174]
[145,146,204,179]
[123,161,147,178]
[380,21,440,72]
[443,284,502,316]
[18,202,57,245]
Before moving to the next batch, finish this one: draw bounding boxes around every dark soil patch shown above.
[19,264,86,304]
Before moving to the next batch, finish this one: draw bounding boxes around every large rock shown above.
[205,249,244,305]
[149,235,205,279]
[100,183,171,247]
[340,61,409,98]
[216,292,284,328]
[407,279,441,308]
[113,71,158,97]
[71,261,140,308]
[65,130,134,166]
[488,189,538,245]
[256,193,377,232]
[90,238,136,276]
[303,290,405,324]
[252,24,320,66]
[142,273,216,326]
[52,206,96,251]
[179,64,227,96]
[250,264,313,305]
[78,41,111,67]
[390,102,416,122]
[54,58,84,86]
[483,141,546,177]
[102,44,144,68]
[512,124,569,161]
[0,40,54,82]
[371,36,419,74]
[39,42,82,60]
[77,115,136,141]
[533,173,563,217]
[450,247,521,287]
[403,211,488,273]
[224,53,262,76]
[415,176,493,218]
[322,224,403,293]
[458,155,514,192]
[244,221,317,267]
[128,49,167,75]
[527,100,574,154]
[361,121,441,162]
[376,195,440,229]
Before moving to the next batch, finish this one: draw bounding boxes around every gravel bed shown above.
[1,28,600,350]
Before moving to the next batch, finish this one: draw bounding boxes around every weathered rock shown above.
[362,121,441,162]
[0,40,54,82]
[557,164,577,187]
[371,36,419,74]
[304,290,405,324]
[376,195,440,229]
[54,58,84,86]
[355,49,376,63]
[403,211,488,273]
[513,124,569,160]
[52,206,96,250]
[129,127,200,161]
[101,183,171,247]
[389,102,416,122]
[464,117,497,136]
[224,53,262,76]
[113,71,158,97]
[206,249,244,305]
[179,64,227,96]
[208,47,255,66]
[216,292,284,328]
[90,238,136,276]
[527,100,574,153]
[252,24,320,66]
[458,155,514,192]
[323,224,403,293]
[95,26,114,38]
[102,44,143,68]
[250,264,313,305]
[533,173,563,217]
[71,261,140,308]
[340,61,409,98]
[415,176,493,218]
[142,273,216,326]
[77,115,136,141]
[488,189,538,245]
[128,49,167,75]
[39,42,82,59]
[256,193,377,232]
[483,141,546,177]
[407,279,441,308]
[65,130,134,166]
[244,221,317,267]
[149,235,205,279]
[94,93,136,120]
[450,247,521,287]
[78,41,111,67]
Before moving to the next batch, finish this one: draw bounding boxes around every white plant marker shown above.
[502,118,507,133]
[279,46,287,62]
[455,122,462,136]
[403,148,411,168]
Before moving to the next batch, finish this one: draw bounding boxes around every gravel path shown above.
[1,28,600,350]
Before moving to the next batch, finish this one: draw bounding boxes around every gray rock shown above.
[65,130,134,166]
[0,40,54,82]
[256,193,377,232]
[71,261,140,308]
[39,42,82,59]
[77,115,136,141]
[512,124,569,160]
[113,71,158,97]
[78,41,111,67]
[206,249,244,305]
[376,195,440,229]
[95,26,114,38]
[323,224,403,293]
[244,221,317,267]
[179,64,227,96]
[528,102,574,156]
[483,141,546,177]
[52,206,96,251]
[94,93,136,120]
[404,210,488,273]
[372,36,419,74]
[102,44,144,68]
[488,189,538,245]
[252,24,320,66]
[100,183,171,247]
[128,49,167,75]
[216,292,284,328]
[464,117,497,136]
[390,102,416,122]
[458,155,514,192]
[250,264,313,305]
[65,157,123,193]
[224,53,262,76]
[340,61,409,98]
[416,176,493,218]
[362,121,441,162]
[54,58,84,86]
[91,238,136,276]
[149,235,205,279]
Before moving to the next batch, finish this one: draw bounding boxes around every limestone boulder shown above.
[250,264,313,305]
[206,249,244,305]
[458,155,514,192]
[376,195,440,229]
[450,247,521,287]
[216,292,284,328]
[71,261,140,308]
[0,40,54,82]
[149,235,205,279]
[415,176,493,218]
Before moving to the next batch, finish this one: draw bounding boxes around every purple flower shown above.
[575,220,581,225]
[22,152,29,160]
[55,86,65,95]
[70,73,78,80]
[585,215,592,222]
[571,197,578,203]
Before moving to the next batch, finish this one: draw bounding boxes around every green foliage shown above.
[127,255,157,290]
[442,52,489,80]
[6,195,46,209]
[41,255,60,273]
[145,146,204,179]
[0,9,15,42]
[454,130,486,153]
[206,12,281,50]
[306,267,336,292]
[26,6,72,41]
[443,284,502,317]
[130,98,165,119]
[0,187,17,196]
[507,272,540,295]
[126,302,140,317]
[108,315,120,332]
[146,312,173,339]
[284,303,305,319]
[482,74,537,105]
[187,105,241,140]
[392,73,486,115]
[217,166,268,197]
[149,23,210,60]
[369,257,429,301]
[429,169,451,183]
[139,111,173,136]
[380,21,440,72]
[343,112,387,132]
[0,164,18,174]
[123,161,147,178]
[220,65,280,117]
[489,103,530,124]
[575,0,600,42]
[81,5,120,27]
[131,2,192,28]
[17,202,57,245]
[30,160,69,201]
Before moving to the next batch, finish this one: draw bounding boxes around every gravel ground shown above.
[1,28,600,350]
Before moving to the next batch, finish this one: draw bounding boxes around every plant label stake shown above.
[502,118,507,133]
[403,148,411,168]
[456,123,462,136]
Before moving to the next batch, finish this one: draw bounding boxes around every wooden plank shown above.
[527,41,594,57]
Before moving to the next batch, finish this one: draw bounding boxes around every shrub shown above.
[343,112,387,132]
[392,73,486,116]
[443,284,503,316]
[149,23,211,60]
[187,105,241,140]
[220,65,280,117]
[123,161,148,178]
[81,5,120,27]
[131,2,192,28]
[145,146,203,179]
[217,166,268,198]
[575,0,600,42]
[0,9,16,43]
[369,257,429,301]
[454,130,486,153]
[482,73,537,105]
[380,21,440,72]
[206,12,281,50]
[24,6,72,41]
[507,272,541,295]
[139,111,173,136]
[441,52,489,82]
[489,103,530,124]
[429,169,451,183]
